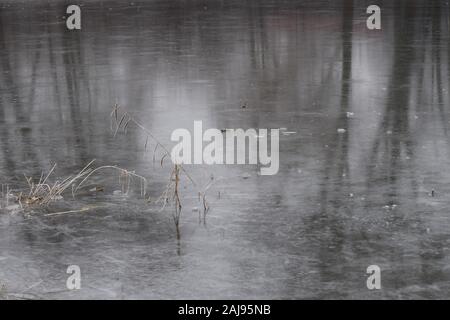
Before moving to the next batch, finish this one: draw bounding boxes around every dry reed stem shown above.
[111,104,206,237]
[74,165,148,197]
[111,104,196,185]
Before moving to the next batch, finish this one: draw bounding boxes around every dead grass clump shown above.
[20,160,94,207]
[2,160,148,210]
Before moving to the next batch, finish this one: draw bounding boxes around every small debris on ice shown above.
[241,173,251,179]
[89,186,104,192]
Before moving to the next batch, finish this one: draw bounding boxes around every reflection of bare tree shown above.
[365,3,417,205]
[431,0,448,136]
[367,1,449,206]
[363,1,450,289]
[310,0,354,289]
[0,8,39,173]
[300,0,450,296]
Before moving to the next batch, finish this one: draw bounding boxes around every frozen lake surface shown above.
[1,0,450,299]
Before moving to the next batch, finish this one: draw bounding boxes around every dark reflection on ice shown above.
[1,0,450,299]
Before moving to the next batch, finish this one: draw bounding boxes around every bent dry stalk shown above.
[73,165,148,197]
[111,104,211,237]
[0,282,7,300]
